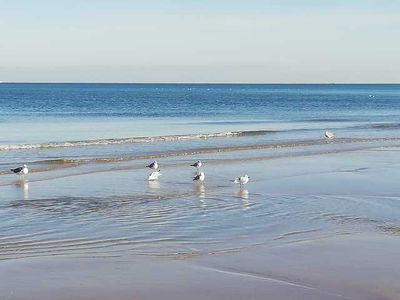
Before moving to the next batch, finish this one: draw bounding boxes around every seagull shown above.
[193,172,205,182]
[325,131,335,139]
[234,175,250,186]
[190,160,202,168]
[148,170,162,181]
[146,161,158,170]
[11,164,29,177]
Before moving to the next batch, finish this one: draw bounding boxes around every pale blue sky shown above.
[0,0,399,82]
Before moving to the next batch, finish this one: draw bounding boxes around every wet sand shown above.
[1,146,400,299]
[1,234,400,300]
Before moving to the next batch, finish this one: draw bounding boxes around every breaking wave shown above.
[0,130,275,151]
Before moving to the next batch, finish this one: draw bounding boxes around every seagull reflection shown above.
[237,188,249,199]
[236,188,250,208]
[15,180,29,200]
[195,183,206,199]
[148,180,160,190]
[193,183,207,207]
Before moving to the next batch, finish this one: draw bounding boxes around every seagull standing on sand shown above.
[11,164,29,177]
[148,170,162,181]
[325,131,335,139]
[193,172,205,182]
[191,160,202,168]
[234,175,250,186]
[146,161,159,170]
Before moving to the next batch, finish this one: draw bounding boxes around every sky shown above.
[0,0,399,83]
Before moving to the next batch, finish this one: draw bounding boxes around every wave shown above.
[0,130,275,151]
[371,123,400,129]
[300,118,355,123]
[181,120,274,125]
[37,138,365,166]
[183,118,357,126]
[2,120,398,153]
[17,136,400,168]
[352,122,400,130]
[1,136,400,177]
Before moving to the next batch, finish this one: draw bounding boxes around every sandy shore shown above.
[1,233,400,300]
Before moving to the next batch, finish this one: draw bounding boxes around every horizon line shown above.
[1,81,399,85]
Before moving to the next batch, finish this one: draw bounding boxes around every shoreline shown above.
[1,136,400,179]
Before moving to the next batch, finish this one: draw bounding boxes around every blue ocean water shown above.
[0,83,399,168]
[1,83,399,139]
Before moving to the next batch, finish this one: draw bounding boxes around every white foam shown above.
[0,130,269,152]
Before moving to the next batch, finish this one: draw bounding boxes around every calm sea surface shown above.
[0,83,399,165]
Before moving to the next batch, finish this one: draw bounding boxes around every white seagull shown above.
[146,161,159,170]
[11,164,29,177]
[193,172,205,182]
[148,170,162,181]
[190,160,202,168]
[234,174,250,186]
[325,131,335,139]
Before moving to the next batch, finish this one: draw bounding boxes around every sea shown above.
[0,83,399,260]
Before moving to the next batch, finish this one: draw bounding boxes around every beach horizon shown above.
[2,0,400,297]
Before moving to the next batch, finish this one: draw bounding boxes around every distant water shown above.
[0,83,399,167]
[1,83,400,261]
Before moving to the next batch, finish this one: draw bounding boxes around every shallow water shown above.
[1,148,400,261]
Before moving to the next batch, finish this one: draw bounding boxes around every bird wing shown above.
[325,131,334,138]
[11,167,23,173]
[193,174,201,181]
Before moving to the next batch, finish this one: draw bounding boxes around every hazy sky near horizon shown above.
[0,0,399,83]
